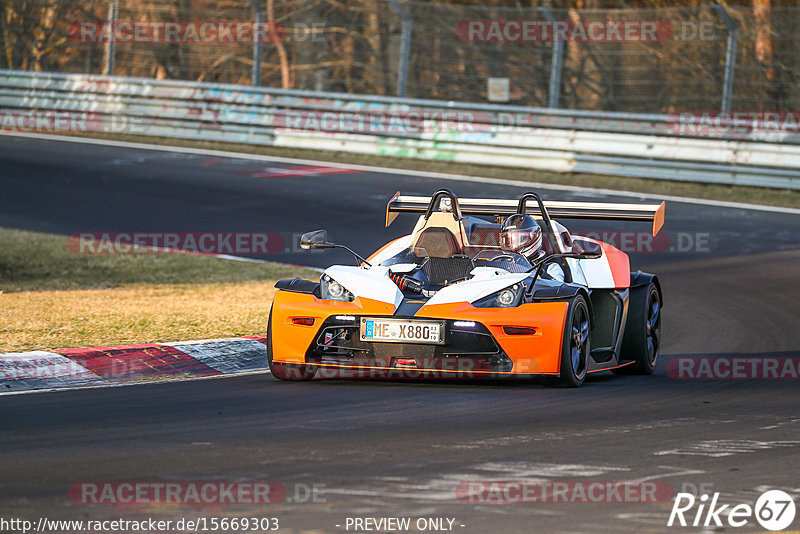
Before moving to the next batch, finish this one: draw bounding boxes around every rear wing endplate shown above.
[385,192,666,237]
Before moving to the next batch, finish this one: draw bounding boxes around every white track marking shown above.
[0,351,101,391]
[615,512,678,528]
[471,462,630,478]
[163,338,268,374]
[759,417,800,430]
[130,244,323,270]
[754,485,800,495]
[5,132,800,215]
[437,418,704,450]
[629,465,706,483]
[654,439,800,457]
[0,368,270,396]
[320,462,635,506]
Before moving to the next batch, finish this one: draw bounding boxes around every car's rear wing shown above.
[385,192,666,237]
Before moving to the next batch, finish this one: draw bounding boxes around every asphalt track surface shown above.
[2,135,799,533]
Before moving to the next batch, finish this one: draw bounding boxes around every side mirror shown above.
[300,229,332,250]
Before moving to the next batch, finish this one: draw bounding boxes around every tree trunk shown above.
[267,0,291,89]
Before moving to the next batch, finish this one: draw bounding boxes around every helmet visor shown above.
[501,228,539,252]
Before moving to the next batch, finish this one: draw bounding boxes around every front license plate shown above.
[360,318,445,345]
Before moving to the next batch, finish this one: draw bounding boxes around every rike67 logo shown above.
[668,489,796,531]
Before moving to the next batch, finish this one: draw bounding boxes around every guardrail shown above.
[1,70,799,190]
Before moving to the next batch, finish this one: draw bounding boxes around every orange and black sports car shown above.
[268,190,665,387]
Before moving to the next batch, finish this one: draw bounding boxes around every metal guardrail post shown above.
[247,0,265,86]
[103,0,117,75]
[541,7,564,109]
[388,0,412,97]
[713,4,738,112]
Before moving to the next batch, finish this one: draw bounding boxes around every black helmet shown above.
[500,214,542,257]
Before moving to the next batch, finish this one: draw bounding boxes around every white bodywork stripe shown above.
[425,273,529,306]
[325,265,404,309]
[369,234,413,265]
[571,236,617,289]
[577,256,616,289]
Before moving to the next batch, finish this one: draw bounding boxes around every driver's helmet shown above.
[500,214,543,257]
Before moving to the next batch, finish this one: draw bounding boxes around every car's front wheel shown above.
[542,294,591,387]
[267,308,317,381]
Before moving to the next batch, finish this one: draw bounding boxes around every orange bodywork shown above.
[416,302,569,374]
[270,291,394,365]
[270,290,569,376]
[599,241,631,289]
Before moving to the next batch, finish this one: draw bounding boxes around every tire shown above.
[542,294,591,387]
[615,282,661,375]
[267,307,317,381]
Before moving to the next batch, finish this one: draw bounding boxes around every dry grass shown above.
[0,227,318,293]
[0,226,320,352]
[1,281,278,352]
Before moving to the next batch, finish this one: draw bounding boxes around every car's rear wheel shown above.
[267,308,317,381]
[542,294,590,387]
[615,282,661,375]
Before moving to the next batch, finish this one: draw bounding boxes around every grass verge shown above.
[69,132,800,210]
[0,227,317,292]
[0,227,319,352]
[1,281,278,353]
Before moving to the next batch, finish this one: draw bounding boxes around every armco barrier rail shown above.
[1,70,798,190]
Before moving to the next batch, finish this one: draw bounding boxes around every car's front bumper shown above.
[270,290,569,377]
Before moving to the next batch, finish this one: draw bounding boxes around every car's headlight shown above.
[472,283,524,308]
[320,274,355,302]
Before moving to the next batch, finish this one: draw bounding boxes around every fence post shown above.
[712,4,738,112]
[247,0,265,86]
[103,0,117,75]
[540,7,564,108]
[388,0,412,97]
